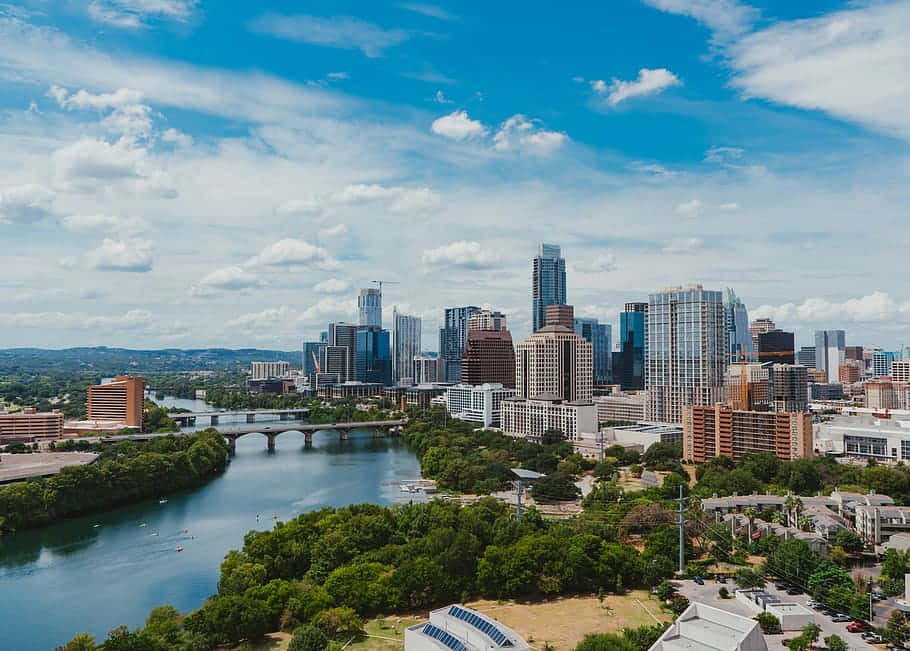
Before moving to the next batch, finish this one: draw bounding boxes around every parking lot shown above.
[673,579,880,650]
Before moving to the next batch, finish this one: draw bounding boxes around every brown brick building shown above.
[87,376,146,427]
[0,408,64,443]
[683,404,813,462]
[462,328,516,388]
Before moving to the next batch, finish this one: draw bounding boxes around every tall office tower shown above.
[814,330,846,383]
[749,317,776,354]
[87,376,146,427]
[327,322,358,382]
[392,307,421,384]
[413,355,440,384]
[515,323,593,401]
[322,346,349,382]
[873,350,900,378]
[358,288,382,328]
[440,306,479,383]
[770,364,809,413]
[355,326,391,384]
[545,304,575,329]
[757,329,795,364]
[798,346,816,368]
[725,289,754,358]
[574,316,612,385]
[532,243,566,332]
[845,346,864,363]
[617,302,648,390]
[468,309,507,332]
[303,341,327,377]
[462,328,516,388]
[647,285,727,424]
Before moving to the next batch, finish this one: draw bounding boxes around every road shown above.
[673,579,879,650]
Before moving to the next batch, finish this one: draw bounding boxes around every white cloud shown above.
[420,240,498,269]
[728,2,910,140]
[313,278,350,294]
[676,199,705,217]
[192,266,261,295]
[589,79,607,93]
[662,237,704,254]
[50,86,153,138]
[493,115,567,154]
[89,237,154,272]
[63,214,150,236]
[280,184,441,219]
[704,146,744,163]
[641,0,758,42]
[599,68,681,106]
[249,13,410,58]
[719,202,739,211]
[0,309,155,329]
[573,254,618,273]
[88,0,198,28]
[431,110,487,140]
[754,292,910,325]
[53,138,146,184]
[629,162,680,178]
[326,71,349,80]
[161,127,192,147]
[248,238,340,270]
[399,3,456,21]
[319,223,348,240]
[0,184,55,223]
[434,90,453,104]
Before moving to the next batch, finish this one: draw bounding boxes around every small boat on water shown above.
[158,498,168,504]
[93,524,101,528]
[176,547,184,552]
[139,523,147,528]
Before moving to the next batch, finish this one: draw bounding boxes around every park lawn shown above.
[219,631,291,650]
[344,616,425,651]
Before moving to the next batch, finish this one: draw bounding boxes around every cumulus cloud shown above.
[51,86,153,138]
[595,68,682,106]
[63,214,150,236]
[89,237,154,272]
[430,110,487,141]
[319,224,348,240]
[676,199,705,217]
[0,309,154,329]
[573,254,618,273]
[248,238,340,270]
[493,115,567,154]
[641,0,758,42]
[88,0,199,28]
[662,237,704,254]
[191,266,261,295]
[420,240,499,269]
[0,184,55,223]
[249,13,410,58]
[753,292,910,325]
[313,278,350,294]
[161,128,193,147]
[226,305,297,330]
[53,138,146,184]
[279,184,441,219]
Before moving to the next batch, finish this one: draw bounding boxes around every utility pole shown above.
[678,485,685,575]
[516,478,522,523]
[599,430,604,463]
[869,576,874,624]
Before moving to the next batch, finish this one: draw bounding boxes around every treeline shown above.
[694,452,910,502]
[59,498,679,650]
[147,370,246,400]
[0,430,228,534]
[0,372,96,419]
[204,387,310,410]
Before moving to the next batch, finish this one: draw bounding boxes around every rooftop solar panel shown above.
[421,623,470,651]
[448,605,511,646]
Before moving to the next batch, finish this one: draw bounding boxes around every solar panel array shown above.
[448,605,511,646]
[421,623,470,651]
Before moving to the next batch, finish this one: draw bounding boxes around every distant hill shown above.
[0,347,301,375]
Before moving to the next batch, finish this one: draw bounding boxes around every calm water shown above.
[0,397,421,650]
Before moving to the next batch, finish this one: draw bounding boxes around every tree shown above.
[753,612,780,634]
[800,622,821,646]
[55,633,96,651]
[887,611,910,646]
[530,472,581,502]
[288,625,329,651]
[656,581,676,602]
[734,568,766,590]
[574,633,636,651]
[823,634,848,651]
[833,529,864,553]
[766,538,818,585]
[718,587,729,599]
[661,472,689,499]
[313,607,363,639]
[621,624,668,651]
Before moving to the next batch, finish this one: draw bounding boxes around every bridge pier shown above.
[246,413,255,423]
[226,436,236,455]
[267,434,277,452]
[304,432,313,445]
[280,412,290,421]
[210,415,219,426]
[339,429,348,441]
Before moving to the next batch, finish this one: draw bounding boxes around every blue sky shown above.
[1,0,909,351]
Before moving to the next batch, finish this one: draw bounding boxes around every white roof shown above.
[649,601,768,651]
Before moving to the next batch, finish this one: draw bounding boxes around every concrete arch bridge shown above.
[219,419,408,453]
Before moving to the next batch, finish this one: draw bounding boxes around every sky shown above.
[1,0,909,352]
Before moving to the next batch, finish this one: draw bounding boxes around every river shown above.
[0,396,422,650]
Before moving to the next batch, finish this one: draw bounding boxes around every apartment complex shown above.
[0,408,64,442]
[251,361,290,379]
[893,360,910,383]
[501,395,597,442]
[446,383,517,428]
[87,376,146,427]
[592,392,647,424]
[683,404,813,462]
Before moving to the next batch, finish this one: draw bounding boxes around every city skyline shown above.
[2,1,910,350]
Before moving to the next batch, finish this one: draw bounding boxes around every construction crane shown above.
[371,279,399,297]
[311,350,321,374]
[726,346,797,410]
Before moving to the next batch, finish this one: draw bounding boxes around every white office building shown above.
[446,383,516,428]
[501,395,597,442]
[251,361,290,380]
[815,414,910,461]
[406,605,529,651]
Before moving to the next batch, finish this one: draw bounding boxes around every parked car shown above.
[862,633,884,644]
[694,576,704,585]
[775,582,788,590]
[786,586,803,595]
[715,575,727,584]
[831,614,853,623]
[806,599,820,608]
[847,621,872,633]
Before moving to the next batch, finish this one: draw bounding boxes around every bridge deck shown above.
[218,420,407,436]
[168,408,310,418]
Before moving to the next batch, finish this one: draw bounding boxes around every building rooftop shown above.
[649,601,767,651]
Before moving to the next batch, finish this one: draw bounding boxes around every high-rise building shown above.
[467,310,507,332]
[515,323,593,402]
[319,331,328,343]
[725,289,754,358]
[545,304,574,329]
[462,328,516,388]
[757,329,795,364]
[356,326,392,385]
[440,306,479,383]
[323,346,350,382]
[873,350,900,378]
[865,378,910,410]
[839,363,861,384]
[647,285,727,424]
[392,307,421,385]
[303,341,327,377]
[251,361,290,379]
[447,383,517,428]
[617,302,647,390]
[814,330,846,383]
[723,362,808,413]
[845,346,864,363]
[87,376,146,427]
[412,355,441,384]
[574,316,612,385]
[748,317,776,355]
[358,288,382,328]
[798,346,816,368]
[683,405,813,462]
[893,360,910,383]
[327,322,358,383]
[532,243,566,332]
[770,364,809,413]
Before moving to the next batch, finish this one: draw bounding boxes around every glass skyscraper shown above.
[532,243,566,332]
[440,306,479,383]
[358,288,382,328]
[617,302,647,390]
[814,329,846,383]
[355,326,391,385]
[724,288,754,359]
[573,317,612,385]
[392,307,421,384]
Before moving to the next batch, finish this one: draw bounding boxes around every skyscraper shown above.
[467,309,507,332]
[515,322,593,402]
[303,341,327,377]
[532,243,566,332]
[725,289,754,358]
[440,306,479,383]
[462,329,516,388]
[617,302,647,390]
[647,285,727,424]
[757,330,795,364]
[748,317,776,355]
[574,316,612,385]
[814,330,846,383]
[358,288,382,328]
[873,350,900,378]
[355,326,391,385]
[327,322,358,382]
[392,307,421,384]
[798,346,816,368]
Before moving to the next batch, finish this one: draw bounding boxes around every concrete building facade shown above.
[515,325,593,402]
[358,287,382,328]
[683,404,813,462]
[0,408,64,442]
[501,396,597,442]
[814,329,846,383]
[87,376,146,427]
[446,383,517,428]
[462,328,516,388]
[251,361,290,380]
